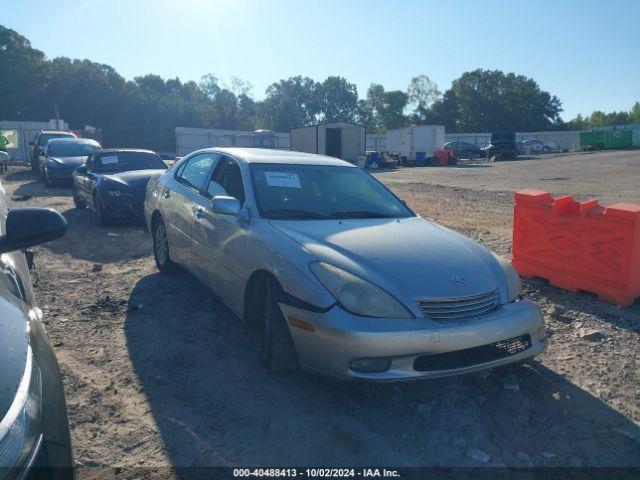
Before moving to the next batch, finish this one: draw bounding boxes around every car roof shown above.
[48,138,100,144]
[38,130,75,135]
[203,148,356,167]
[95,148,156,154]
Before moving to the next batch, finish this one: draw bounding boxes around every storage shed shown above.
[290,122,366,164]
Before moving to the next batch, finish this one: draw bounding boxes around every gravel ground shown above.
[2,150,639,476]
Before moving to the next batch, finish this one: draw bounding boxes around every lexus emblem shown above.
[451,275,467,286]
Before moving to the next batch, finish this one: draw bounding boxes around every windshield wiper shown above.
[265,209,329,219]
[329,211,400,219]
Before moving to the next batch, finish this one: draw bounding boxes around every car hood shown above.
[270,216,506,305]
[49,155,87,168]
[101,169,165,193]
[0,298,29,420]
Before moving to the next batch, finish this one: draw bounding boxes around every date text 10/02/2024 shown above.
[233,468,401,478]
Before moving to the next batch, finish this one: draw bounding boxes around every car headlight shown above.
[309,261,413,318]
[0,346,42,469]
[492,253,522,302]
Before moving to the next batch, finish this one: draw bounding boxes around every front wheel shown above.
[43,168,53,187]
[93,193,111,227]
[261,279,298,372]
[73,187,85,209]
[152,218,178,274]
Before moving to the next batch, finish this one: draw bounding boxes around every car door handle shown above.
[194,207,206,218]
[162,191,171,199]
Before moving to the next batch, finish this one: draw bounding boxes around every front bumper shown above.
[279,298,546,381]
[44,167,75,182]
[100,194,145,222]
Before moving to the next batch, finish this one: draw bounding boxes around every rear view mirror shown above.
[0,208,68,254]
[211,196,241,216]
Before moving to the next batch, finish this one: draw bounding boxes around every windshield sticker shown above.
[265,172,301,188]
[101,155,119,165]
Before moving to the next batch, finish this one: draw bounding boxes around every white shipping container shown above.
[385,125,445,159]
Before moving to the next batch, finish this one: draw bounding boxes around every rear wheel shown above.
[261,278,298,372]
[152,217,178,274]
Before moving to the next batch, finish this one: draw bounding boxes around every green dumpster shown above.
[579,130,632,149]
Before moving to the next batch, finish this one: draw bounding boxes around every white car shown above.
[144,148,546,380]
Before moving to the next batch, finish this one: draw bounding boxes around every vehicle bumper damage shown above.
[100,194,145,222]
[279,298,546,381]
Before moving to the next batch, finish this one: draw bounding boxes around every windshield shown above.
[93,152,167,172]
[38,133,74,146]
[250,163,413,220]
[48,141,100,157]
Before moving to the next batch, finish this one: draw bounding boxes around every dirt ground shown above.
[3,150,640,475]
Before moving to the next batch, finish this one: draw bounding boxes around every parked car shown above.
[518,139,554,155]
[481,132,518,161]
[145,148,546,380]
[40,138,101,187]
[0,191,72,477]
[29,130,77,172]
[444,141,483,159]
[73,149,167,225]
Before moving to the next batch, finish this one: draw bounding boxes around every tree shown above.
[565,113,587,131]
[263,76,321,129]
[199,73,221,99]
[357,84,409,132]
[407,75,441,122]
[0,26,48,120]
[630,102,640,124]
[440,69,563,132]
[318,76,359,123]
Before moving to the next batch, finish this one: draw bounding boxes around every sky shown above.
[2,0,639,120]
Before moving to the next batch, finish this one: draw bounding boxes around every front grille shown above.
[413,334,531,372]
[417,290,499,322]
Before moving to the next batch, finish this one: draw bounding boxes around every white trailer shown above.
[175,127,290,156]
[290,122,366,165]
[385,125,445,160]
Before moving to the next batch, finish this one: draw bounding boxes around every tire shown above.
[152,217,178,274]
[43,168,53,187]
[261,278,298,372]
[73,187,85,209]
[93,193,111,227]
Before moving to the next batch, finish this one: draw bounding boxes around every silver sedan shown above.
[144,148,546,381]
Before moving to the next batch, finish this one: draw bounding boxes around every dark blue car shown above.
[72,149,167,226]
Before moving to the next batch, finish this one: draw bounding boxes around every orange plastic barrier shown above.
[512,189,640,306]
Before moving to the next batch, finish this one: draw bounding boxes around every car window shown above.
[250,163,413,220]
[47,141,100,156]
[207,156,245,204]
[37,133,75,146]
[93,151,167,172]
[177,153,218,192]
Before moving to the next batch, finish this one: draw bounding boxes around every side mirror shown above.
[0,208,67,254]
[211,196,241,216]
[29,141,35,146]
[75,166,87,175]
